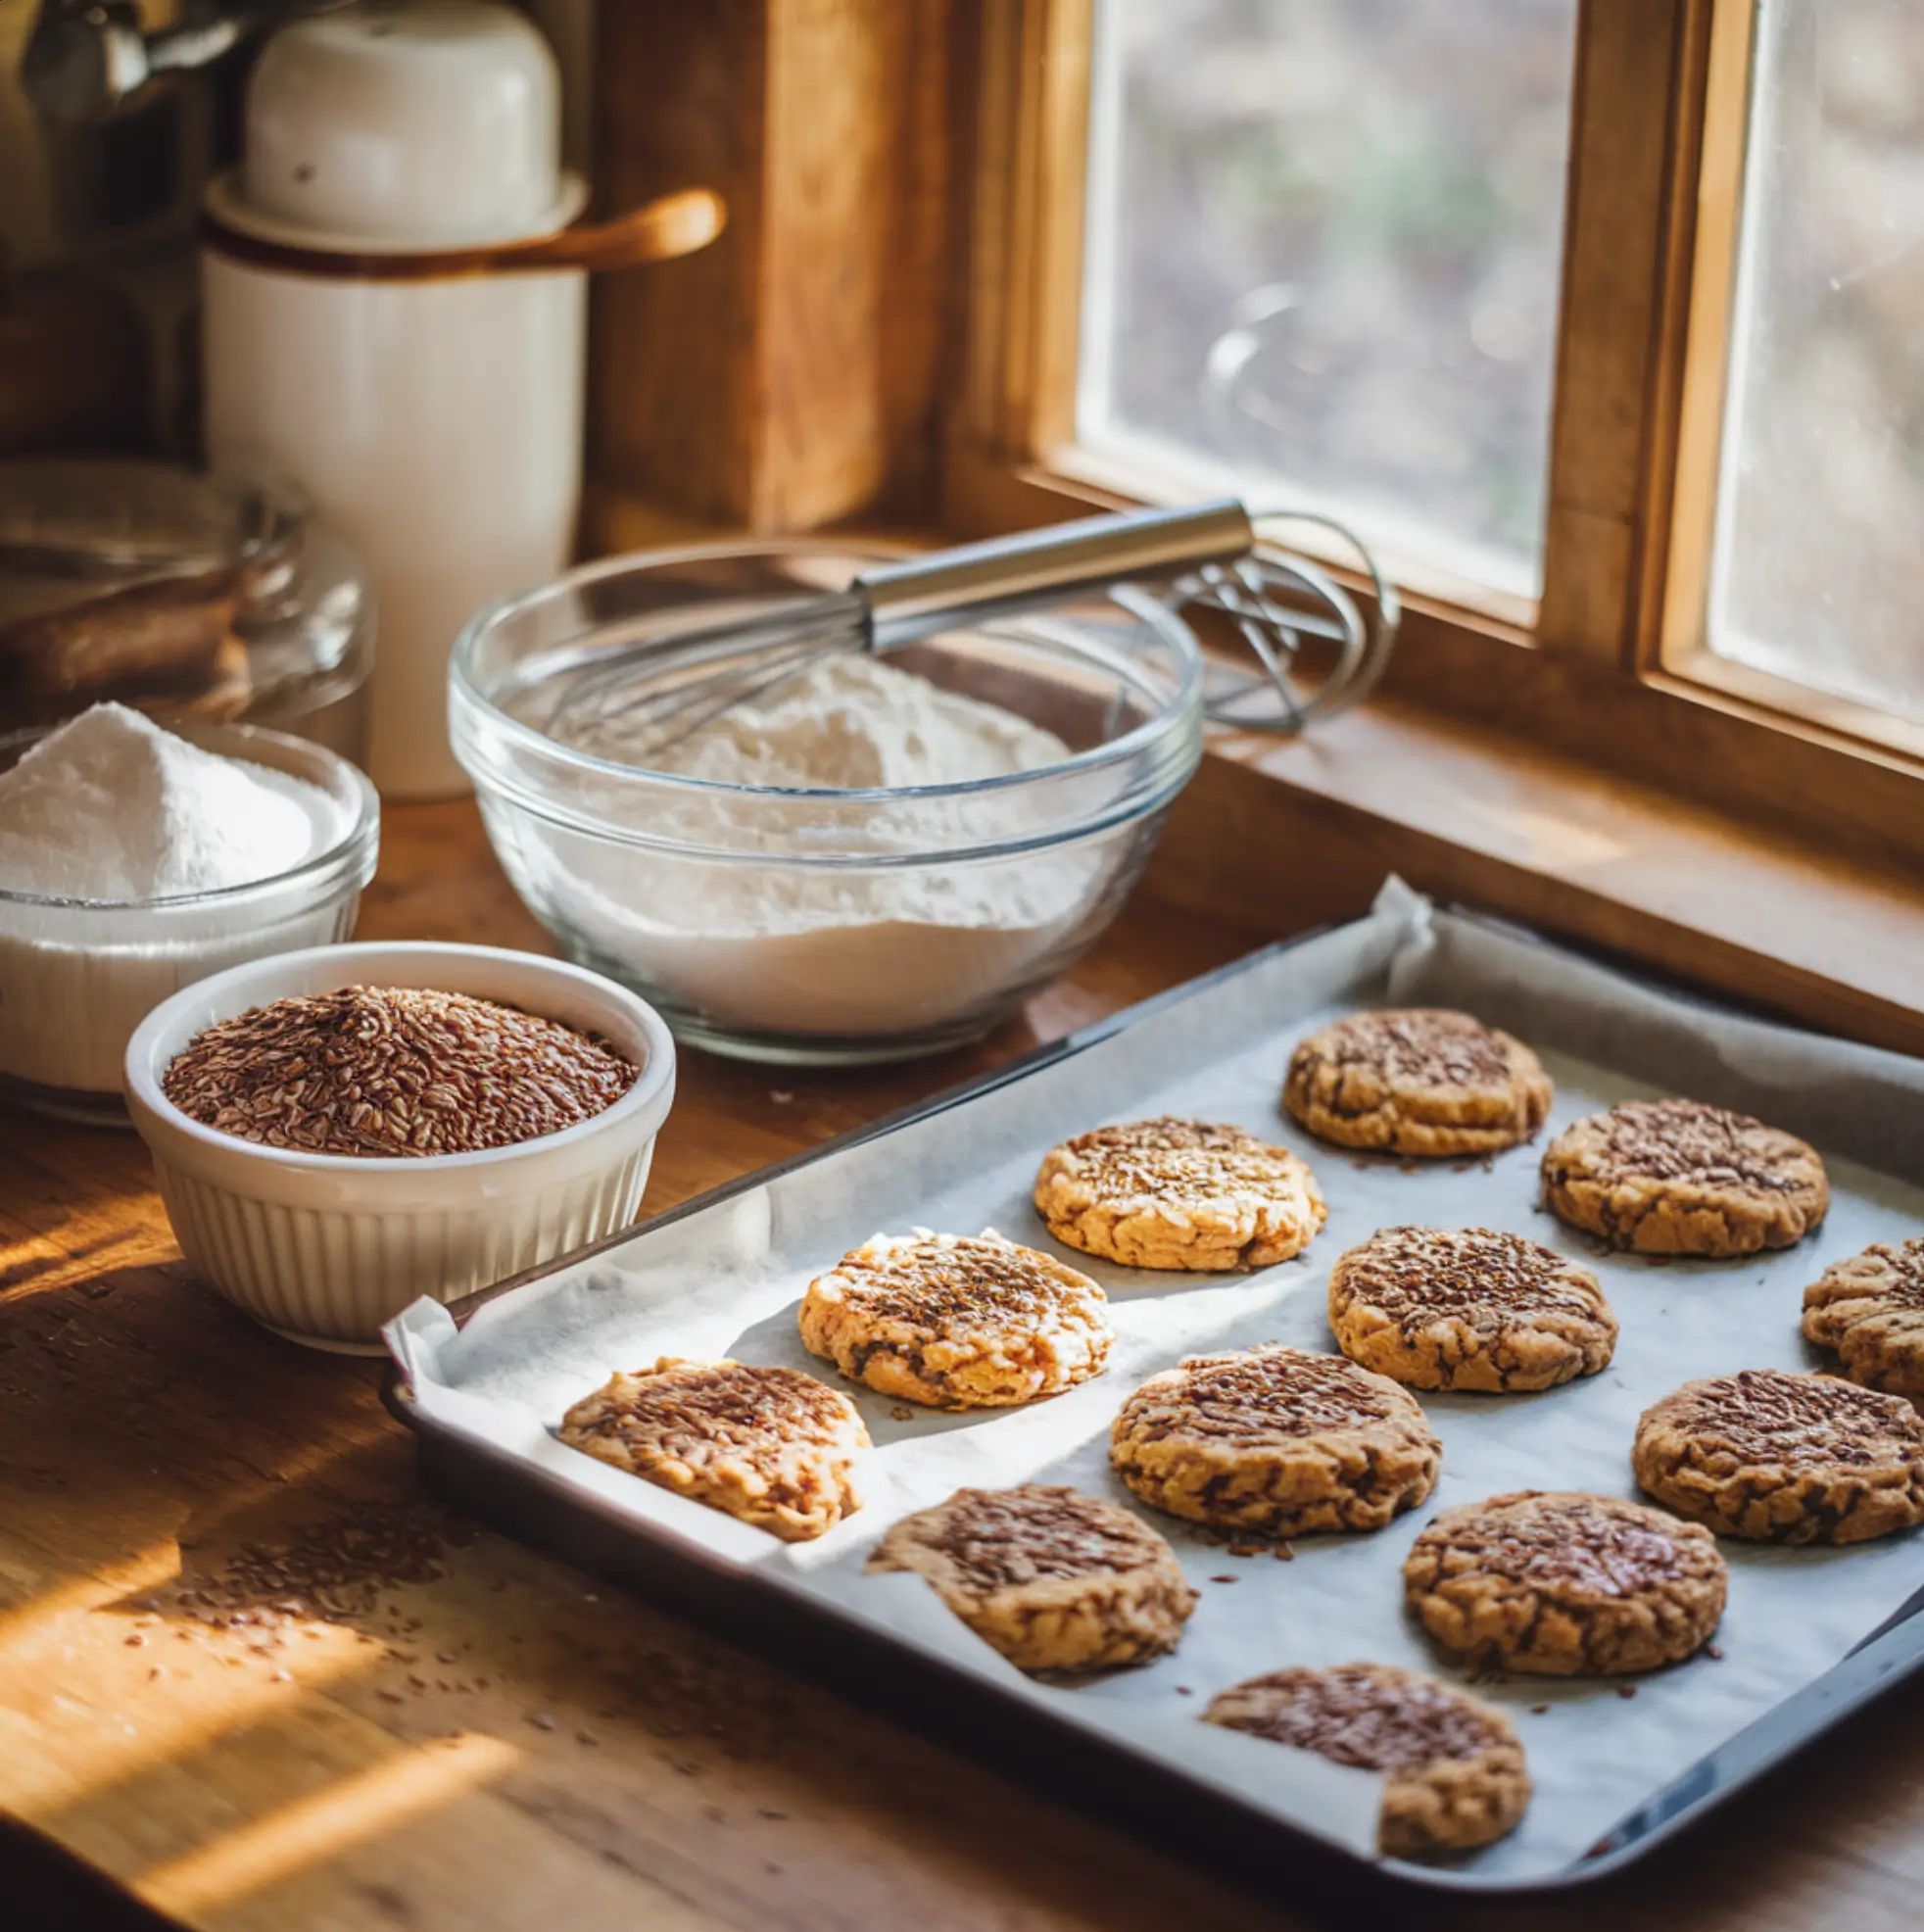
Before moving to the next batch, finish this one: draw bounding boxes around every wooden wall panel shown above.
[589,1,767,525]
[590,0,960,533]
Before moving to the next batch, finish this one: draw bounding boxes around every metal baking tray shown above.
[385,883,1924,1901]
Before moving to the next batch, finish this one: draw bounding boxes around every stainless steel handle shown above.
[23,0,280,123]
[858,500,1254,641]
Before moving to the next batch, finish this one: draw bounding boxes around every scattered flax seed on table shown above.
[161,986,639,1155]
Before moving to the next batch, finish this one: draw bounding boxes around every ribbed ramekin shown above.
[123,942,676,1351]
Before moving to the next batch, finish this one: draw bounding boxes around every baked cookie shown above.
[1403,1491,1725,1675]
[1204,1663,1529,1859]
[797,1231,1112,1409]
[1109,1343,1441,1535]
[1539,1098,1829,1256]
[1633,1369,1924,1545]
[866,1484,1196,1672]
[1803,1238,1924,1396]
[1327,1226,1617,1394]
[1033,1117,1326,1272]
[558,1358,869,1543]
[1283,1008,1552,1158]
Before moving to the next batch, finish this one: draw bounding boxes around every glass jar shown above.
[0,459,372,762]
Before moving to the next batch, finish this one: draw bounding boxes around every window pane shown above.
[1709,0,1924,722]
[1079,0,1578,599]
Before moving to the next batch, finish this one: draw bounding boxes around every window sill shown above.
[1143,698,1924,1058]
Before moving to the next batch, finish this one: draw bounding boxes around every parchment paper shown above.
[389,879,1924,1879]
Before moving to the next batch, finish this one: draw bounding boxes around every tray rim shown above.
[385,907,1924,1901]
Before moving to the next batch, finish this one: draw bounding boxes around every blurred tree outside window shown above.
[1710,0,1924,722]
[1079,0,1579,600]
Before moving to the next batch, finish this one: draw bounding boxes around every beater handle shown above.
[859,500,1253,642]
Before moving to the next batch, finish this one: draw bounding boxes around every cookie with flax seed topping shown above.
[1403,1491,1726,1675]
[1633,1370,1924,1545]
[558,1358,870,1542]
[1206,1663,1530,1858]
[1034,1117,1326,1271]
[1540,1098,1829,1256]
[1109,1343,1440,1536]
[797,1231,1112,1409]
[866,1484,1196,1672]
[1803,1238,1924,1396]
[1283,1008,1552,1158]
[1327,1226,1616,1393]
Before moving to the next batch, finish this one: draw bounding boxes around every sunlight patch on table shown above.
[137,1732,522,1919]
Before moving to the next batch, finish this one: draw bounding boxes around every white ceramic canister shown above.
[200,2,721,799]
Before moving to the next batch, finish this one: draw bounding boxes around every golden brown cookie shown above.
[1109,1343,1441,1535]
[1403,1491,1726,1675]
[557,1358,869,1543]
[1539,1098,1829,1256]
[866,1484,1196,1672]
[1204,1662,1530,1859]
[1633,1370,1924,1545]
[1283,1008,1553,1158]
[1803,1238,1924,1396]
[797,1231,1112,1410]
[1033,1117,1326,1272]
[1327,1226,1617,1394]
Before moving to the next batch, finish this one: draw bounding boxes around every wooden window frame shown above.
[938,0,1924,877]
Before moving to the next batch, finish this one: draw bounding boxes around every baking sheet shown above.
[389,879,1924,1881]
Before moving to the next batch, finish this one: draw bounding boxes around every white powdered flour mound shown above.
[578,649,1066,792]
[0,702,329,900]
[0,704,344,1095]
[541,654,1116,1041]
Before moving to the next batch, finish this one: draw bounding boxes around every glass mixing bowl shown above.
[450,542,1205,1064]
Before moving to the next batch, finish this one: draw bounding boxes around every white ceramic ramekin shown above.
[124,942,675,1352]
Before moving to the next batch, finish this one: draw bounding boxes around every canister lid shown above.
[241,2,564,247]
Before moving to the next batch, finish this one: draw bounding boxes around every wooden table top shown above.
[5,800,1922,1932]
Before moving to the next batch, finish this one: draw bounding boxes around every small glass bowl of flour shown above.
[452,542,1204,1064]
[0,704,377,1120]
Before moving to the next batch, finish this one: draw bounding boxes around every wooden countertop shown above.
[5,800,1924,1932]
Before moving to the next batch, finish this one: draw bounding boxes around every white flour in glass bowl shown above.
[535,652,1110,1039]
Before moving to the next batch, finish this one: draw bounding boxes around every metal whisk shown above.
[546,499,1399,758]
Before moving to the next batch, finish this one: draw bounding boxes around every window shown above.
[1703,0,1924,724]
[1077,0,1579,602]
[581,3,1924,874]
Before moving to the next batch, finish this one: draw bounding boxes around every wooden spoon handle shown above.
[201,185,725,282]
[496,188,726,273]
